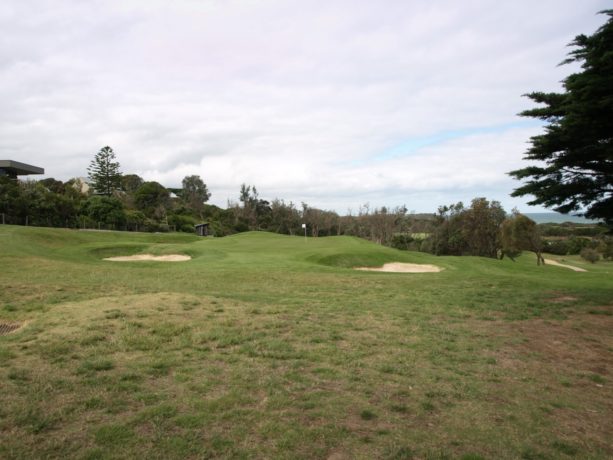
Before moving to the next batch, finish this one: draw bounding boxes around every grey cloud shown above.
[1,0,609,212]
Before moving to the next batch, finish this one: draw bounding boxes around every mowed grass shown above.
[0,225,612,459]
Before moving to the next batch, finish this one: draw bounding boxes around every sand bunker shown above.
[355,262,442,273]
[544,259,586,272]
[104,254,191,262]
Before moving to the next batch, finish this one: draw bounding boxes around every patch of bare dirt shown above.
[355,262,442,273]
[104,254,191,262]
[493,312,613,372]
[326,452,351,460]
[548,295,579,303]
[476,308,613,453]
[544,259,587,272]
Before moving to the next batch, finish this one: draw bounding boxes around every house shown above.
[71,177,91,194]
[195,223,210,237]
[0,160,44,179]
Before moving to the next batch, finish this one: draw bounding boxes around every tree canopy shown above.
[87,146,122,196]
[431,198,506,258]
[134,181,170,219]
[121,174,144,194]
[509,10,613,226]
[181,175,211,218]
[81,196,126,226]
[500,212,544,265]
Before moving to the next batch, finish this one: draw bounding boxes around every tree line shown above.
[2,147,610,263]
[0,147,218,233]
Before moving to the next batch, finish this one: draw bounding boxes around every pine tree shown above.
[87,146,122,196]
[509,10,613,226]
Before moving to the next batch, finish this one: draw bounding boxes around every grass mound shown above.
[89,244,149,259]
[313,251,399,269]
[0,226,612,458]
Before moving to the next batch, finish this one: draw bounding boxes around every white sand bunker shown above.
[355,262,443,273]
[104,254,191,262]
[544,259,586,272]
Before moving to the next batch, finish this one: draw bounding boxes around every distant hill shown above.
[523,212,600,224]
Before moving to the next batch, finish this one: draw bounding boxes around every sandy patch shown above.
[355,262,442,273]
[104,254,191,262]
[544,259,587,272]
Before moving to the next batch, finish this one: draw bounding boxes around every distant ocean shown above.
[523,213,600,224]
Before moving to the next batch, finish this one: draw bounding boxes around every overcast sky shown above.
[1,0,609,213]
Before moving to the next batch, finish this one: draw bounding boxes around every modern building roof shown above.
[0,160,45,177]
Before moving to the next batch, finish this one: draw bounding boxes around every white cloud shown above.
[0,0,609,212]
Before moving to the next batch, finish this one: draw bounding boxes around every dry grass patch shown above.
[475,308,613,456]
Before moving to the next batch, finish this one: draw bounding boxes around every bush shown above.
[603,237,613,260]
[543,239,569,255]
[80,196,126,226]
[580,248,600,264]
[419,238,434,254]
[390,234,414,250]
[167,213,198,233]
[124,210,146,231]
[539,224,572,237]
[567,236,590,254]
[574,225,607,237]
[539,223,606,237]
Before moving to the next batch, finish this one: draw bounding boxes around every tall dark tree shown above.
[430,198,506,258]
[121,174,144,194]
[134,181,170,219]
[182,175,211,217]
[87,146,122,196]
[509,10,613,226]
[238,183,258,228]
[462,198,507,258]
[500,212,544,265]
[432,202,466,256]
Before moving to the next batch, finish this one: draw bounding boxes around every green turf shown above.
[0,225,611,458]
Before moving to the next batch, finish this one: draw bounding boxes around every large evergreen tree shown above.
[87,146,122,196]
[509,10,613,226]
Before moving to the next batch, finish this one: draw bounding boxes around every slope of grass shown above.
[0,225,612,459]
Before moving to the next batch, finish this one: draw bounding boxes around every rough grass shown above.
[0,225,612,459]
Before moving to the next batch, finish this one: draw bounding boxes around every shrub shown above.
[539,224,572,237]
[419,238,434,254]
[580,248,600,264]
[543,239,569,255]
[574,225,607,237]
[603,237,613,260]
[390,234,414,250]
[167,213,198,233]
[80,196,126,226]
[567,236,590,254]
